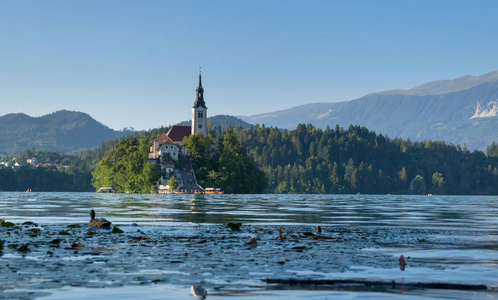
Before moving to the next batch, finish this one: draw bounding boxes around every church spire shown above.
[193,69,206,108]
[191,70,208,135]
[198,69,202,88]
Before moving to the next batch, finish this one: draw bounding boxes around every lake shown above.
[1,192,497,299]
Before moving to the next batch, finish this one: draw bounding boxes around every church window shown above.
[198,112,203,118]
[198,124,202,129]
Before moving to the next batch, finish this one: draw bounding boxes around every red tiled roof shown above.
[166,125,191,142]
[154,133,177,147]
[154,133,169,144]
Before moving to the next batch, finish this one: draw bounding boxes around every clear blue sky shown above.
[1,0,497,130]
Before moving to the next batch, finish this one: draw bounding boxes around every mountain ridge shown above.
[376,70,498,96]
[240,71,498,150]
[0,110,134,156]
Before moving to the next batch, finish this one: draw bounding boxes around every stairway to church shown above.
[177,154,204,193]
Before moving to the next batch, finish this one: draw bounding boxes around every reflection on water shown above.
[1,193,497,231]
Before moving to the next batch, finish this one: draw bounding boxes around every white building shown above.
[148,133,179,164]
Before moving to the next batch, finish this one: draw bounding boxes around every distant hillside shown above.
[240,71,498,150]
[0,110,134,156]
[177,114,253,130]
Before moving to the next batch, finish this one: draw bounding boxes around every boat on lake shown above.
[204,187,224,194]
[97,187,119,193]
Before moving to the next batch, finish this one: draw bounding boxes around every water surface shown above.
[1,193,497,299]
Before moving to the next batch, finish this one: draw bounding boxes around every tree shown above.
[432,172,445,194]
[167,175,179,192]
[410,175,426,194]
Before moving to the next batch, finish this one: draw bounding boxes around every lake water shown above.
[1,192,497,299]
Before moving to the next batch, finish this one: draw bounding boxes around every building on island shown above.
[148,133,179,166]
[148,71,209,193]
[148,71,209,163]
[191,71,208,135]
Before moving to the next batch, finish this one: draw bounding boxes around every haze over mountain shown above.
[240,71,498,150]
[0,110,133,156]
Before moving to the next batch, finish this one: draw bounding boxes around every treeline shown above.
[229,124,498,195]
[0,127,171,192]
[0,166,93,191]
[2,123,498,194]
[184,128,267,193]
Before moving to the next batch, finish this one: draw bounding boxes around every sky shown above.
[1,0,498,131]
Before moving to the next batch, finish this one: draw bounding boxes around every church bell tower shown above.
[192,70,208,135]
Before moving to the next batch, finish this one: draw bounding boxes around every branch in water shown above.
[263,278,487,290]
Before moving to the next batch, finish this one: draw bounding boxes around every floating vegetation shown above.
[0,219,15,227]
[17,244,30,252]
[244,237,258,247]
[0,219,495,299]
[112,226,124,234]
[227,222,242,231]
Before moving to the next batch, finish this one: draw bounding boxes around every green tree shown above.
[432,172,445,194]
[167,175,179,192]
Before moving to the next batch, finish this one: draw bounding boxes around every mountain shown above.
[0,110,134,156]
[240,71,498,150]
[177,114,253,130]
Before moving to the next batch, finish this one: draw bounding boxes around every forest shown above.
[230,124,498,194]
[183,128,267,194]
[1,123,497,194]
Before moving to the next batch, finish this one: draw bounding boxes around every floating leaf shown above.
[18,244,30,252]
[48,239,61,246]
[8,244,19,248]
[244,237,258,247]
[22,221,36,226]
[67,224,81,228]
[59,231,71,236]
[71,242,85,248]
[29,228,41,234]
[1,221,15,227]
[227,223,242,231]
[417,238,426,242]
[112,226,124,234]
[0,239,3,250]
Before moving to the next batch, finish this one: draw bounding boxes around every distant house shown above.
[148,133,180,164]
[27,158,37,164]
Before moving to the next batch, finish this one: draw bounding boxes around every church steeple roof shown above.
[193,70,207,108]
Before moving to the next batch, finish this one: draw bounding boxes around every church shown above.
[148,71,208,166]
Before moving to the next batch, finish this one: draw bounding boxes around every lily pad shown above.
[18,244,30,252]
[112,226,124,233]
[227,222,242,231]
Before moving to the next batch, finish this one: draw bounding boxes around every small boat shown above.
[97,187,118,193]
[204,188,224,194]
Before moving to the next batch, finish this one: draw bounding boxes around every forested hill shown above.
[0,110,134,156]
[233,124,498,195]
